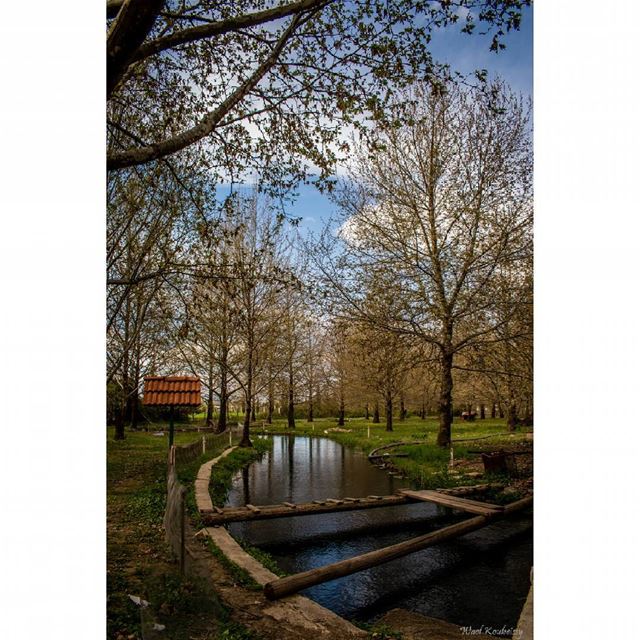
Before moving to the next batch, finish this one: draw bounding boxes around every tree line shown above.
[106,1,532,448]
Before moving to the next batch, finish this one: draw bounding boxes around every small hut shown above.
[143,376,201,447]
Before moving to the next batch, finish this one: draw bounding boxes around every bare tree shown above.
[316,81,532,446]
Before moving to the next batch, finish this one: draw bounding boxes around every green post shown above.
[169,404,175,448]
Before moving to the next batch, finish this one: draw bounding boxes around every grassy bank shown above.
[107,427,262,640]
[251,416,532,490]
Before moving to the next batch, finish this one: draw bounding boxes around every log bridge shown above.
[264,494,533,600]
[200,487,506,526]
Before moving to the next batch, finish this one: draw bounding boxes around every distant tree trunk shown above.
[498,403,504,419]
[365,402,369,420]
[507,402,518,432]
[217,369,228,433]
[130,339,141,429]
[399,393,406,421]
[251,400,257,422]
[436,348,454,447]
[307,396,314,422]
[420,401,426,420]
[206,358,215,428]
[240,342,253,447]
[373,400,380,423]
[385,390,393,432]
[491,402,496,419]
[480,403,486,420]
[287,366,296,429]
[267,373,274,424]
[337,388,345,426]
[114,400,125,440]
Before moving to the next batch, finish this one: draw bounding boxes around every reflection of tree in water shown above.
[242,465,250,505]
[288,435,295,498]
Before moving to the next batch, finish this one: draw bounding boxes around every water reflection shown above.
[225,435,532,628]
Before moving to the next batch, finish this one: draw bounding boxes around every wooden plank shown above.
[282,502,297,509]
[326,498,344,505]
[264,496,533,600]
[399,489,503,515]
[201,494,410,525]
[245,504,261,513]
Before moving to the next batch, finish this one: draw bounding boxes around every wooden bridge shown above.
[199,482,532,600]
[200,486,506,526]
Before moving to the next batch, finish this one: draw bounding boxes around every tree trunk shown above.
[206,384,214,427]
[480,403,486,420]
[373,400,380,423]
[307,398,314,423]
[365,402,369,420]
[507,403,518,432]
[217,370,228,433]
[252,401,257,422]
[498,403,504,419]
[240,346,253,447]
[436,350,453,447]
[385,391,393,432]
[337,389,345,426]
[399,393,406,421]
[267,373,274,424]
[287,366,296,429]
[114,401,125,440]
[491,402,496,419]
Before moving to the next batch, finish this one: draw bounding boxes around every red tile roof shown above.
[143,376,201,406]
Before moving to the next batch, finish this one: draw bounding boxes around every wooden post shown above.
[367,425,370,439]
[202,435,206,454]
[263,496,533,600]
[179,486,186,575]
[169,404,175,449]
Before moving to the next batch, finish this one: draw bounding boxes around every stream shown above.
[224,434,532,628]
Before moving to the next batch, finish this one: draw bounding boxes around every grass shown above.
[107,416,530,638]
[208,440,271,508]
[251,415,531,490]
[107,426,258,640]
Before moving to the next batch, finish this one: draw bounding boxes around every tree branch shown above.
[107,11,306,170]
[107,0,165,98]
[130,0,330,65]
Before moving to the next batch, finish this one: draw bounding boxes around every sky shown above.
[290,4,533,238]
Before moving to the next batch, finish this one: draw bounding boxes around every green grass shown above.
[208,439,271,507]
[107,427,255,639]
[203,538,263,591]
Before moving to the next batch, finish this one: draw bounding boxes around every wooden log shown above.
[398,489,503,515]
[263,496,533,600]
[282,502,297,509]
[245,504,261,513]
[326,498,344,504]
[201,494,410,525]
[367,440,424,459]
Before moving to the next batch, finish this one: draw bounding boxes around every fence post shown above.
[202,435,206,455]
[179,485,186,575]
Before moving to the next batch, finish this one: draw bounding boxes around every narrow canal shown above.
[225,435,532,628]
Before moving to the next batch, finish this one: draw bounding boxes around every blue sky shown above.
[289,5,533,237]
[223,5,533,238]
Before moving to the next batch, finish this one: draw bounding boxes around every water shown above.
[225,435,532,628]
